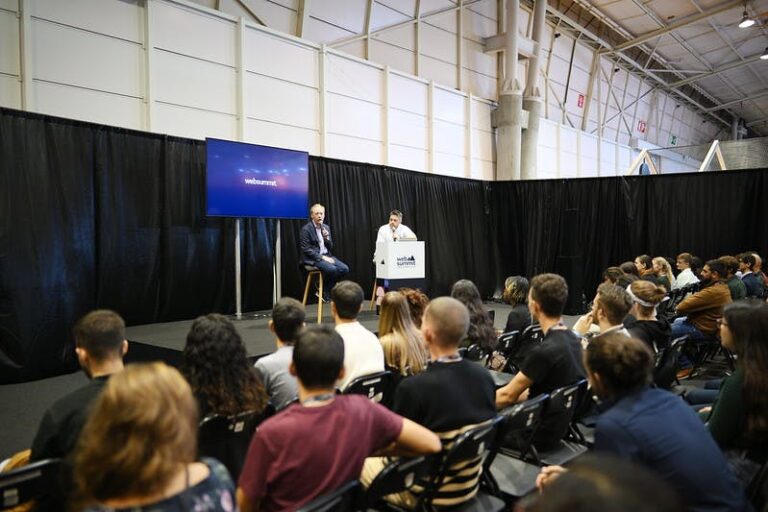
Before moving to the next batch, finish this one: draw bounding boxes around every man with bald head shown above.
[386,297,497,507]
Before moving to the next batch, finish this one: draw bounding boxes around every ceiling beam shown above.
[602,0,743,55]
[295,0,309,37]
[705,91,768,112]
[746,117,768,127]
[483,32,536,58]
[328,0,485,48]
[668,53,765,89]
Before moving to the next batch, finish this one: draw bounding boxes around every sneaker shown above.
[676,367,693,380]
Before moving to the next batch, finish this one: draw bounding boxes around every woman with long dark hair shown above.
[704,300,768,476]
[450,279,497,352]
[182,313,268,418]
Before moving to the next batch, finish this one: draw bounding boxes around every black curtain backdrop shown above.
[2,106,767,382]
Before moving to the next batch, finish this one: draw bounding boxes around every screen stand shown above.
[273,219,282,304]
[235,218,242,319]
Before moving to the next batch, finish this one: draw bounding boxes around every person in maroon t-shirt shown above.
[236,324,441,512]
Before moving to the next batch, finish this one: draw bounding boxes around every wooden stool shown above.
[301,267,324,323]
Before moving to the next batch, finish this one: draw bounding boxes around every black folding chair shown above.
[420,416,506,511]
[534,382,588,467]
[653,335,689,389]
[566,379,593,446]
[361,456,435,510]
[297,480,361,512]
[343,371,395,408]
[198,404,274,481]
[0,458,61,511]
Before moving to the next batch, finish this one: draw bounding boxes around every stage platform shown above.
[1,302,521,458]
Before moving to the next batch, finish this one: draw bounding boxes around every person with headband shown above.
[624,280,671,353]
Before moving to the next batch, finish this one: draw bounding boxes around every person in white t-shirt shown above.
[672,252,699,290]
[331,280,385,390]
[376,210,417,243]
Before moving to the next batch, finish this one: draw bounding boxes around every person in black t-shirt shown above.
[496,274,586,449]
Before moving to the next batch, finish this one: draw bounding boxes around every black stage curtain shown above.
[2,106,768,381]
[493,171,768,313]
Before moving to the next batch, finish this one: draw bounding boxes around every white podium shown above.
[374,241,426,279]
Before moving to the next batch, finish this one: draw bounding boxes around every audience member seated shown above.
[255,297,306,410]
[332,281,385,390]
[652,256,675,291]
[691,255,704,280]
[30,310,127,462]
[738,252,765,299]
[378,291,428,378]
[72,362,235,511]
[496,274,586,450]
[399,288,429,329]
[572,283,632,342]
[620,261,640,278]
[700,300,768,484]
[236,325,441,512]
[672,259,732,342]
[634,254,659,285]
[720,255,747,301]
[752,251,768,288]
[363,297,496,509]
[582,333,749,512]
[182,314,268,419]
[672,252,699,290]
[601,266,624,286]
[532,454,683,512]
[450,279,497,352]
[624,280,671,353]
[502,275,532,334]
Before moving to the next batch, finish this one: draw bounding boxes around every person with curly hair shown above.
[182,313,268,418]
[378,291,428,377]
[502,275,531,334]
[450,279,497,352]
[72,362,236,511]
[399,287,429,329]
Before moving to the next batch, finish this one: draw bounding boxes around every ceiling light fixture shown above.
[739,10,755,28]
[761,46,768,60]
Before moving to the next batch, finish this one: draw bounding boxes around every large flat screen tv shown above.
[206,138,309,219]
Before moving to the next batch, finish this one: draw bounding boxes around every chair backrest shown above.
[422,416,505,508]
[496,330,520,356]
[198,406,273,481]
[297,480,361,512]
[465,343,487,362]
[342,371,395,407]
[0,458,61,511]
[653,335,689,390]
[537,381,583,447]
[568,379,591,421]
[363,456,435,507]
[499,393,548,458]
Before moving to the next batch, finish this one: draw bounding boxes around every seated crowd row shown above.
[9,262,768,511]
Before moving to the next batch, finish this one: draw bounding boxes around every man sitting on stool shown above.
[300,203,349,302]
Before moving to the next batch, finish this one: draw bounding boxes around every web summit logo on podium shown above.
[396,255,417,267]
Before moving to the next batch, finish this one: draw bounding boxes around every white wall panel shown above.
[433,119,464,155]
[421,22,457,64]
[336,40,366,60]
[153,51,236,114]
[153,1,235,65]
[389,109,428,149]
[421,56,456,89]
[32,81,143,129]
[0,9,20,76]
[326,133,383,164]
[472,128,493,161]
[304,17,353,43]
[0,75,21,109]
[0,0,18,9]
[434,88,465,124]
[371,40,415,75]
[374,24,416,51]
[220,0,294,34]
[371,1,411,30]
[154,102,236,140]
[463,7,496,43]
[327,93,383,141]
[390,74,428,115]
[326,53,382,104]
[31,19,143,97]
[245,119,319,154]
[32,0,143,43]
[390,144,429,173]
[245,30,318,87]
[433,151,465,177]
[471,158,494,180]
[245,73,318,130]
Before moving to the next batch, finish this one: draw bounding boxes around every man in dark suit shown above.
[300,203,349,301]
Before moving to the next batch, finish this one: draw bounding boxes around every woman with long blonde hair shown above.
[652,256,675,292]
[378,291,428,377]
[72,362,235,511]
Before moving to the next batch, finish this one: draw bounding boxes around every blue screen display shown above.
[206,138,309,219]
